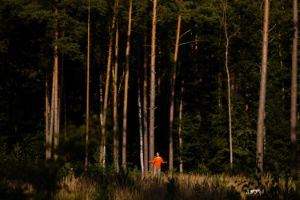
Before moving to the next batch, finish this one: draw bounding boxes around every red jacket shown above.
[150,156,165,169]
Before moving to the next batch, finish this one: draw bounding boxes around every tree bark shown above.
[223,0,233,170]
[100,0,118,168]
[169,14,181,172]
[138,78,144,176]
[291,0,298,179]
[143,0,149,174]
[122,0,132,171]
[256,0,270,174]
[113,22,119,172]
[84,0,91,171]
[149,0,157,172]
[45,73,51,160]
[178,80,184,173]
[52,1,60,160]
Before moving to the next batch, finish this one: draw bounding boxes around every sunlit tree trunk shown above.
[122,0,132,171]
[169,14,181,173]
[84,0,91,171]
[113,22,119,172]
[223,0,233,170]
[178,80,184,173]
[291,0,298,179]
[50,0,60,160]
[100,0,118,168]
[149,0,157,171]
[143,0,149,174]
[256,0,270,174]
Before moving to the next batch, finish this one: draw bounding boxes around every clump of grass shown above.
[55,174,97,200]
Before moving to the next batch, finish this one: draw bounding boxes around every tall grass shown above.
[54,172,298,200]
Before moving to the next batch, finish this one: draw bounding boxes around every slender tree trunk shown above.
[178,80,184,173]
[291,0,298,179]
[113,22,119,172]
[52,1,60,160]
[169,14,181,173]
[84,0,91,171]
[143,0,149,174]
[100,0,118,168]
[256,0,270,174]
[223,1,233,170]
[45,73,51,160]
[138,78,144,176]
[122,0,132,171]
[149,0,157,171]
[49,72,55,159]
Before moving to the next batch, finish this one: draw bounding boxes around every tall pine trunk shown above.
[113,22,119,172]
[178,80,184,173]
[256,0,270,174]
[138,77,144,176]
[100,0,118,168]
[143,0,149,174]
[290,0,298,179]
[169,14,181,173]
[122,0,132,171]
[45,72,51,160]
[149,0,157,170]
[49,0,60,160]
[84,0,91,171]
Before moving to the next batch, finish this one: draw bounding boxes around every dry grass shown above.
[54,173,297,200]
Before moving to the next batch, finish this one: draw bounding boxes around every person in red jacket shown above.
[149,152,167,176]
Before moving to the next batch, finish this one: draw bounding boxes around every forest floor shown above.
[54,172,298,200]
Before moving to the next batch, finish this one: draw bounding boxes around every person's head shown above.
[156,152,159,156]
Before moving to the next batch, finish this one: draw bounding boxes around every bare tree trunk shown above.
[138,78,144,176]
[178,80,184,173]
[84,0,91,171]
[256,0,270,174]
[49,71,55,159]
[291,0,298,179]
[223,0,233,170]
[45,73,51,160]
[113,22,119,173]
[143,0,149,175]
[169,14,181,173]
[100,0,118,168]
[149,0,157,171]
[52,1,60,160]
[122,0,132,171]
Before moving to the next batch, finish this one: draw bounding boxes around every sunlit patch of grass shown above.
[55,174,97,200]
[54,172,298,200]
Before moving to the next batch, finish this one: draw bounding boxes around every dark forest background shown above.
[0,0,298,180]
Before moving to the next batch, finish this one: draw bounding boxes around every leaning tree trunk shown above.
[290,0,298,180]
[256,0,270,175]
[100,0,118,169]
[113,22,119,173]
[122,0,132,171]
[149,0,157,170]
[169,14,181,173]
[84,0,91,171]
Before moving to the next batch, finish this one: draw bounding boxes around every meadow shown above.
[54,172,298,200]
